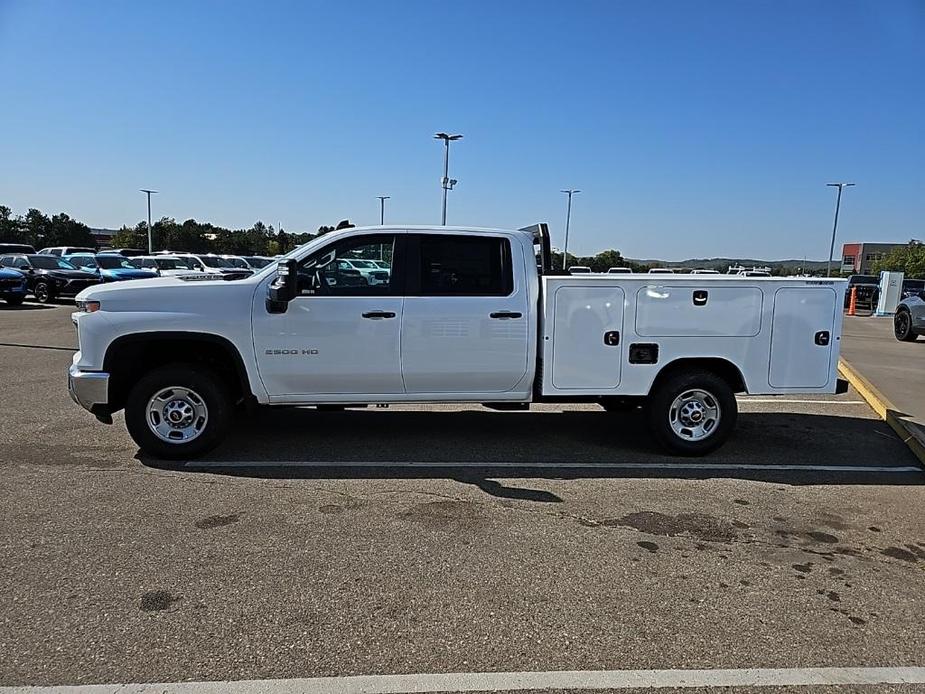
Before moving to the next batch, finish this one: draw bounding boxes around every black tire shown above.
[645,369,737,456]
[4,295,25,306]
[33,281,53,303]
[894,309,918,342]
[125,364,233,460]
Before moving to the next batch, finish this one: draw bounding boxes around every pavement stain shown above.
[139,590,181,612]
[792,562,813,574]
[194,513,241,530]
[399,500,484,531]
[636,541,659,553]
[600,511,737,543]
[880,546,919,562]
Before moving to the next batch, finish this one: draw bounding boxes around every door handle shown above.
[814,330,830,346]
[362,311,396,319]
[490,311,523,319]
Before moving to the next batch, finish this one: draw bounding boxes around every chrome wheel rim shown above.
[669,389,721,442]
[146,386,209,444]
[35,284,49,301]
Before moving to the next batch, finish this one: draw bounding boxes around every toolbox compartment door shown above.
[635,285,763,337]
[769,287,837,388]
[551,285,625,389]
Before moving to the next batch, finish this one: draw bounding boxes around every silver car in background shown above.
[894,290,925,342]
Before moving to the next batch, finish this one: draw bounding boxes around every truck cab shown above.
[68,224,846,460]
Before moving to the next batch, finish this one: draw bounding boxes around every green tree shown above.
[22,208,52,248]
[0,205,28,244]
[45,213,95,248]
[872,241,925,279]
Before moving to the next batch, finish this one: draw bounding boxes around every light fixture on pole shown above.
[560,189,581,271]
[434,133,462,225]
[140,189,158,253]
[377,196,390,225]
[826,182,855,277]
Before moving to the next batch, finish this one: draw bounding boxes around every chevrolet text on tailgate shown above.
[68,224,847,460]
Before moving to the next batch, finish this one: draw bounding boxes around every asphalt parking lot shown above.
[2,301,925,692]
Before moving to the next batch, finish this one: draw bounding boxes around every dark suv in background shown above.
[0,254,101,303]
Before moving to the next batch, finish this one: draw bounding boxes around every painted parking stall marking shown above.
[6,666,925,693]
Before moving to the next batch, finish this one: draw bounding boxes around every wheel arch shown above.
[650,357,748,395]
[103,332,254,413]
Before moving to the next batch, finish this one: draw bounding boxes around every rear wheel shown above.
[646,369,737,455]
[894,309,918,342]
[125,364,232,460]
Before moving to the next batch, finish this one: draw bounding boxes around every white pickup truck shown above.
[68,224,847,460]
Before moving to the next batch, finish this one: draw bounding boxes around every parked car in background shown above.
[568,266,592,274]
[38,246,95,256]
[0,266,28,305]
[64,254,158,282]
[220,255,254,270]
[241,256,274,270]
[738,270,771,277]
[131,255,223,278]
[845,274,880,309]
[691,269,721,275]
[894,290,925,342]
[0,254,100,302]
[340,257,390,285]
[607,267,633,274]
[901,278,925,299]
[0,243,37,254]
[648,268,674,274]
[98,248,147,257]
[176,254,252,280]
[371,259,391,270]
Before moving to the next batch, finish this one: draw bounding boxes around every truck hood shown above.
[75,274,259,313]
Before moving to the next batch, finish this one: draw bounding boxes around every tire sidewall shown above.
[34,281,52,303]
[895,311,915,341]
[125,364,232,460]
[647,370,738,455]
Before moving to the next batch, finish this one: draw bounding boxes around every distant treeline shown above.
[0,204,355,256]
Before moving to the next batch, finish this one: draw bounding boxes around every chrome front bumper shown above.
[68,364,110,413]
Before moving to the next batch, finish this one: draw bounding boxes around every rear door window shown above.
[411,235,512,296]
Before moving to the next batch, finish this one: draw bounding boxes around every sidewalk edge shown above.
[838,358,925,467]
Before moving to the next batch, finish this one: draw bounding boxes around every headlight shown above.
[75,300,101,313]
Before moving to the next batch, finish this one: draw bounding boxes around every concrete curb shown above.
[838,358,925,467]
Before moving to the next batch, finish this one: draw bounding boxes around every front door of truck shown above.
[253,233,405,398]
[400,233,530,393]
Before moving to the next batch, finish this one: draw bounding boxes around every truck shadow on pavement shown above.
[140,408,924,492]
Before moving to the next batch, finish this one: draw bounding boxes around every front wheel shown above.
[125,364,233,460]
[33,281,53,303]
[646,370,737,456]
[894,310,918,342]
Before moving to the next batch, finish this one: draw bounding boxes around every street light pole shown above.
[140,189,158,253]
[434,133,462,225]
[377,196,390,225]
[826,182,855,277]
[561,189,581,271]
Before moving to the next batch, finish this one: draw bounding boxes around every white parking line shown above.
[189,460,923,473]
[6,666,925,693]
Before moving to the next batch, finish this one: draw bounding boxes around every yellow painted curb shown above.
[838,358,925,467]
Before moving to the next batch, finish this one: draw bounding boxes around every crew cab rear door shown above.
[400,232,530,393]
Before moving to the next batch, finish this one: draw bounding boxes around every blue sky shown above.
[1,0,922,259]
